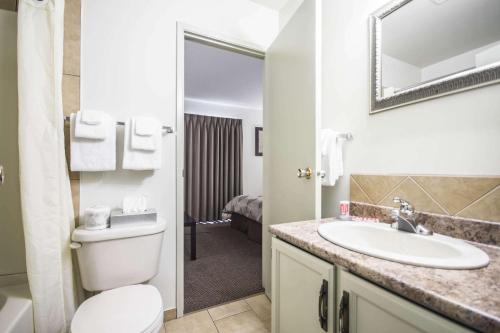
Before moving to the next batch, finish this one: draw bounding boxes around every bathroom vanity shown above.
[270,219,500,333]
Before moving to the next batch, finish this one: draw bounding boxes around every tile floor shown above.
[163,293,271,333]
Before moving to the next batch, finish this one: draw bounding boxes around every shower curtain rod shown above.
[63,116,174,134]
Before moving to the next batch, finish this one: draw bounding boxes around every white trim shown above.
[175,22,265,318]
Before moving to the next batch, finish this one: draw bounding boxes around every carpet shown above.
[184,223,263,313]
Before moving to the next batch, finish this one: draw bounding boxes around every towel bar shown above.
[63,115,174,134]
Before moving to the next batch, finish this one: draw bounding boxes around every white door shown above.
[263,0,322,295]
[272,238,335,333]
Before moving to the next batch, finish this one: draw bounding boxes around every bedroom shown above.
[182,37,264,313]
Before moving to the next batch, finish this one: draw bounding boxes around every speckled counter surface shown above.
[269,219,500,333]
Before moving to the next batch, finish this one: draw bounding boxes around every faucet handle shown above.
[393,197,414,215]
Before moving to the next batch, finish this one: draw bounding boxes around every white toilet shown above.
[70,218,167,333]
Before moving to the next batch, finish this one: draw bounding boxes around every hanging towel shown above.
[320,129,345,186]
[131,117,161,151]
[80,109,102,125]
[74,110,107,139]
[123,118,162,170]
[70,113,116,171]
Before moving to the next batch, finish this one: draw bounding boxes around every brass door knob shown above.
[297,167,313,179]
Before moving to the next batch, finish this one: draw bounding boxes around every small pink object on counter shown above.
[339,201,350,220]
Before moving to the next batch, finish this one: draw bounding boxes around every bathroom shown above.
[0,0,499,332]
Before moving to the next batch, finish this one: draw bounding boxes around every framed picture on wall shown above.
[255,127,263,156]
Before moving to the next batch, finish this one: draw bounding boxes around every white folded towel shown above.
[320,129,345,186]
[74,110,107,139]
[80,109,102,125]
[122,118,162,170]
[131,117,161,151]
[70,113,116,171]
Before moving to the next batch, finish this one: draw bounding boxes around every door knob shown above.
[0,165,4,185]
[297,167,313,179]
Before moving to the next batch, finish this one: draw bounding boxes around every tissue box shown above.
[110,208,157,227]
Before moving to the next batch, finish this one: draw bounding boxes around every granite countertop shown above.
[269,219,500,333]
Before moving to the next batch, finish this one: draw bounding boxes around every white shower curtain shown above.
[17,0,79,332]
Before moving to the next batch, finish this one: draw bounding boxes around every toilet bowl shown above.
[70,218,166,333]
[71,285,163,333]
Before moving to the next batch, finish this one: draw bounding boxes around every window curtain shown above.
[185,114,242,222]
[17,0,80,331]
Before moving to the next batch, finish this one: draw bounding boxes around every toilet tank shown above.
[71,218,166,292]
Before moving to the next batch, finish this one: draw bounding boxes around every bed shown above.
[223,195,262,244]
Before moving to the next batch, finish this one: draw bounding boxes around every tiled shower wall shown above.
[350,175,500,222]
[62,0,81,222]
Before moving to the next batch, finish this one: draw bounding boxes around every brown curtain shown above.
[185,114,243,222]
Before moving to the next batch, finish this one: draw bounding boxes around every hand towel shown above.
[320,129,345,186]
[74,110,107,139]
[122,118,162,170]
[131,117,161,151]
[135,116,157,136]
[70,113,116,171]
[80,109,102,125]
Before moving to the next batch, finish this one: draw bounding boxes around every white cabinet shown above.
[272,237,335,333]
[272,238,476,333]
[336,269,474,333]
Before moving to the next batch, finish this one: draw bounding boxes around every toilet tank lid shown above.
[72,217,166,243]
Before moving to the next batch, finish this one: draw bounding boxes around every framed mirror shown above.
[370,0,500,113]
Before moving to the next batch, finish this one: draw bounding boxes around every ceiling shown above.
[382,0,500,67]
[185,39,264,110]
[249,0,290,11]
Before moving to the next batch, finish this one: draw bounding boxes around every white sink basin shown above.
[317,221,489,269]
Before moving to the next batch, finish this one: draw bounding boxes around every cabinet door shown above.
[336,269,474,333]
[272,237,335,333]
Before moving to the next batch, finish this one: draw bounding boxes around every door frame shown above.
[175,22,265,317]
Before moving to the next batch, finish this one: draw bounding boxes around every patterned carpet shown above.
[184,223,263,313]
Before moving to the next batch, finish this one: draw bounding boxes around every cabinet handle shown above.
[318,279,328,331]
[339,291,349,333]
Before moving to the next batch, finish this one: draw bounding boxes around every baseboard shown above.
[164,308,177,322]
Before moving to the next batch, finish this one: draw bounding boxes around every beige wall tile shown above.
[70,179,80,224]
[245,294,271,323]
[64,123,80,180]
[350,176,372,203]
[214,311,268,333]
[457,186,500,222]
[351,175,406,204]
[164,308,177,322]
[165,310,217,333]
[0,0,16,11]
[412,176,500,215]
[63,0,81,76]
[379,178,446,215]
[62,74,80,116]
[208,300,250,321]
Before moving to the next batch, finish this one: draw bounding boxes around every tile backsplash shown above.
[350,174,500,222]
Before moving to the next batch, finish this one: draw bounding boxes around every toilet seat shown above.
[71,284,163,333]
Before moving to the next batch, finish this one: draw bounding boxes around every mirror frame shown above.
[369,0,500,114]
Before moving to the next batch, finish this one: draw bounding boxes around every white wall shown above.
[321,0,500,218]
[382,54,421,90]
[80,0,278,311]
[0,10,26,277]
[185,98,263,197]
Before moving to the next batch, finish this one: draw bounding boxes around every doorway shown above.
[176,25,266,316]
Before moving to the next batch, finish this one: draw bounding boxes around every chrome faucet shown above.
[390,197,433,235]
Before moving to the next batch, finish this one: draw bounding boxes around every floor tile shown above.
[164,310,218,333]
[245,294,271,322]
[214,310,269,333]
[208,299,251,321]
